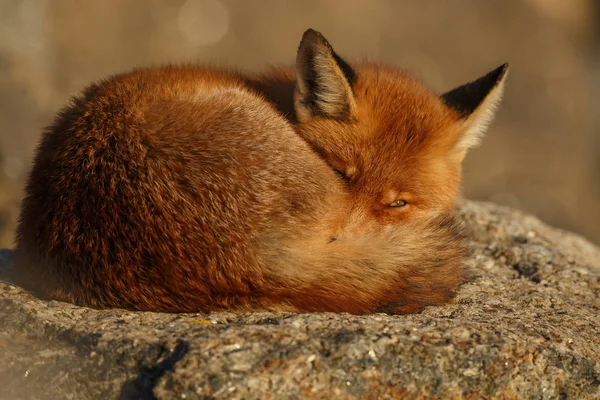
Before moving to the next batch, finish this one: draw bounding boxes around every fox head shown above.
[293,29,508,228]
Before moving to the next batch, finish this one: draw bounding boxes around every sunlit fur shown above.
[15,30,506,314]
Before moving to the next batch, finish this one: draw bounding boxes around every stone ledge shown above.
[0,201,599,399]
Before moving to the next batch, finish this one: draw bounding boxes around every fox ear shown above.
[294,29,357,122]
[441,63,509,155]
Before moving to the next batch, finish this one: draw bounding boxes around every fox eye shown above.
[333,168,349,182]
[388,200,408,208]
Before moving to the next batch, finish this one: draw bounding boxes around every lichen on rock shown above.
[0,201,599,399]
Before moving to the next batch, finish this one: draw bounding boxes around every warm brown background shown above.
[1,0,599,247]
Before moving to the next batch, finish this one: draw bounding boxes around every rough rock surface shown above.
[0,201,599,400]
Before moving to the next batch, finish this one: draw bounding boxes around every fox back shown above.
[15,30,507,314]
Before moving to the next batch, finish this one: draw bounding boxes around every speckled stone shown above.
[0,201,599,399]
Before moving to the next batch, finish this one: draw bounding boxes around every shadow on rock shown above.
[119,340,190,400]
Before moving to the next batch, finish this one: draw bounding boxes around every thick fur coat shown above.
[15,30,508,313]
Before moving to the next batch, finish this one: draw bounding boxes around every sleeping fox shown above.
[15,29,508,314]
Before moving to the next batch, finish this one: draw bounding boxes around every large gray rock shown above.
[0,201,599,399]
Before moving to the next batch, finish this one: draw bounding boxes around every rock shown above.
[0,201,599,399]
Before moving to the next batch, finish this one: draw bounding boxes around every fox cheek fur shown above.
[15,29,508,314]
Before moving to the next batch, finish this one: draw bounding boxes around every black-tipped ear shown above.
[441,63,509,151]
[294,29,357,122]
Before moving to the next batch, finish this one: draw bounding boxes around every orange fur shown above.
[15,30,507,314]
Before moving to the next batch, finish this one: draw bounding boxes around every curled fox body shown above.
[15,30,508,313]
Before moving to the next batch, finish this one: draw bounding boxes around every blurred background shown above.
[0,0,599,247]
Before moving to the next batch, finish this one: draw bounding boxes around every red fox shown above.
[15,29,508,314]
